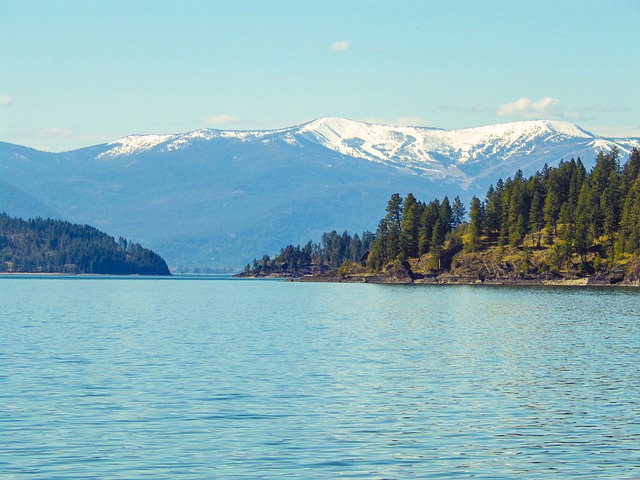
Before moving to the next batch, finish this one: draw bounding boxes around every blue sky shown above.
[1,0,639,152]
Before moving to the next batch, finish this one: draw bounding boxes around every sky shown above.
[1,0,639,152]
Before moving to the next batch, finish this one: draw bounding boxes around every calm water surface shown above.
[1,276,639,478]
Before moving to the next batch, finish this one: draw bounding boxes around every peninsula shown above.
[241,148,640,287]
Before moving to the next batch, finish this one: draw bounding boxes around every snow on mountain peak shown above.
[95,117,637,171]
[293,118,600,172]
[98,133,177,158]
[97,127,289,158]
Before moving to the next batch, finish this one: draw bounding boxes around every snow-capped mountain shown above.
[98,117,638,179]
[1,118,638,269]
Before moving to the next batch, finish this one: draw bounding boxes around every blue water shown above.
[1,276,639,478]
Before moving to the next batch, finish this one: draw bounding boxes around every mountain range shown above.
[1,117,638,270]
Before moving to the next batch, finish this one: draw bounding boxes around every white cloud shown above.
[496,97,579,120]
[328,40,350,52]
[203,114,240,125]
[36,127,73,138]
[1,95,13,106]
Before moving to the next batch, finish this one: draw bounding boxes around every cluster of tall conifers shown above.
[247,148,640,276]
[246,230,374,275]
[0,214,171,275]
[368,147,640,270]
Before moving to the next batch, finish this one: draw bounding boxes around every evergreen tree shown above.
[568,158,587,209]
[399,193,420,259]
[451,195,466,228]
[418,199,440,255]
[430,217,445,269]
[621,148,640,193]
[529,182,544,248]
[620,174,640,254]
[558,203,575,269]
[543,188,561,244]
[602,169,621,261]
[466,196,483,252]
[588,148,620,240]
[383,193,403,261]
[348,234,362,262]
[440,196,453,232]
[507,176,529,247]
[484,182,503,238]
[574,182,591,266]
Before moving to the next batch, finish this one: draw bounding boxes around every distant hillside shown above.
[1,118,638,269]
[0,213,171,275]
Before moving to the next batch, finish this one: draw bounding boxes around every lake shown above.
[1,276,639,478]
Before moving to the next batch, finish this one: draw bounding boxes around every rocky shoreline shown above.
[291,273,639,287]
[237,245,640,288]
[237,271,639,287]
[238,263,640,287]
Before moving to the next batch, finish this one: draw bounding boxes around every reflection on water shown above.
[1,278,639,478]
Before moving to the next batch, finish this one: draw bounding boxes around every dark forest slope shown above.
[0,213,171,275]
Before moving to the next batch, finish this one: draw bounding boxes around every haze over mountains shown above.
[1,117,638,270]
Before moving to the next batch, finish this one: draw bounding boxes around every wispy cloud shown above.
[203,114,240,125]
[328,40,350,52]
[36,127,73,138]
[467,103,492,114]
[583,104,631,113]
[496,97,579,120]
[588,125,640,138]
[1,95,13,106]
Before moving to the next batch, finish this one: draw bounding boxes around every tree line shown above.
[0,213,171,275]
[245,230,374,276]
[367,147,640,273]
[247,147,640,277]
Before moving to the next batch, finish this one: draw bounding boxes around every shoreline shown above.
[0,272,172,277]
[236,272,640,288]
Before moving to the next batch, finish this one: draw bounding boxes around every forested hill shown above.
[0,214,171,275]
[246,148,640,285]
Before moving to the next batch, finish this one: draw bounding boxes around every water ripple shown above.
[1,279,639,478]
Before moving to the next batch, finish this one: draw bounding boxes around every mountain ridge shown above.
[97,118,637,162]
[1,117,638,270]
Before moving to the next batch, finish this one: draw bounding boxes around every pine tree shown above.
[440,196,453,232]
[484,182,503,238]
[418,199,440,255]
[451,195,466,228]
[430,217,445,269]
[574,182,591,266]
[466,196,483,252]
[559,203,575,269]
[621,148,640,193]
[543,188,560,244]
[620,173,640,254]
[399,193,420,259]
[589,148,620,241]
[529,186,544,248]
[602,168,621,261]
[367,194,405,270]
[507,178,529,247]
